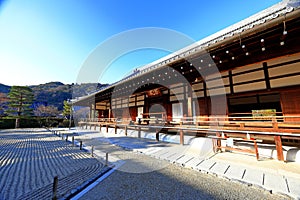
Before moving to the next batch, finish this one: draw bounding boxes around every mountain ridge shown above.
[0,82,108,111]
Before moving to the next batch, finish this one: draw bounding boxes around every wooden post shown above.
[105,152,108,166]
[106,124,109,133]
[216,132,221,152]
[65,135,68,142]
[94,124,97,130]
[272,122,278,130]
[156,129,159,141]
[138,126,141,138]
[115,124,117,134]
[52,176,58,200]
[240,123,245,129]
[72,136,74,147]
[254,141,259,160]
[91,146,94,157]
[99,123,102,132]
[80,141,83,150]
[180,129,184,145]
[274,135,284,161]
[125,125,127,136]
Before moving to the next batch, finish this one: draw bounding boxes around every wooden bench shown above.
[209,135,260,160]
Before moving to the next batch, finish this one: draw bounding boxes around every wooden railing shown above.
[77,115,300,162]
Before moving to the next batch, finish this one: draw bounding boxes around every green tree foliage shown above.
[62,100,71,119]
[6,86,34,128]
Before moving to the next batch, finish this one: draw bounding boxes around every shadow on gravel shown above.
[81,157,216,200]
[0,129,107,200]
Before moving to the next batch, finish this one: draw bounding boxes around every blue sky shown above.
[0,0,281,86]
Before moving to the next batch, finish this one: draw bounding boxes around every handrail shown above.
[79,114,300,124]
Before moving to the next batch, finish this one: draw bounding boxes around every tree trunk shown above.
[15,118,20,128]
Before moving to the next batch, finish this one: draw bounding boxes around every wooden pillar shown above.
[108,109,111,122]
[229,70,234,95]
[274,135,284,161]
[187,85,193,118]
[182,84,188,117]
[263,62,271,90]
[125,125,127,136]
[115,124,117,134]
[106,124,109,133]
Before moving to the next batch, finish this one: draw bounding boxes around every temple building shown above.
[74,0,300,161]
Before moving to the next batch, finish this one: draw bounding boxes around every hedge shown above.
[0,117,74,129]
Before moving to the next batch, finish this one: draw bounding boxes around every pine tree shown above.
[6,86,34,128]
[62,100,71,119]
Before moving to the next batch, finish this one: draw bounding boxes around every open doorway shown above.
[228,93,282,118]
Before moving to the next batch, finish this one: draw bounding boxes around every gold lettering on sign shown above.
[147,88,161,97]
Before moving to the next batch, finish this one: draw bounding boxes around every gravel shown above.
[0,128,106,200]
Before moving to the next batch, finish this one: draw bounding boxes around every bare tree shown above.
[34,105,59,117]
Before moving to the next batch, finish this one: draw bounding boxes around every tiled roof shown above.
[115,1,297,84]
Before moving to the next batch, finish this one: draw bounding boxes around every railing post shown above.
[272,122,278,130]
[274,135,284,161]
[240,123,245,129]
[216,132,221,151]
[156,129,159,141]
[254,141,259,160]
[180,129,184,145]
[106,124,109,133]
[138,126,141,138]
[72,136,74,147]
[125,125,127,136]
[115,124,117,134]
[80,141,83,150]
